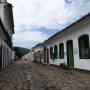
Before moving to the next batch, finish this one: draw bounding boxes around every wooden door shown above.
[44,47,47,63]
[66,40,74,68]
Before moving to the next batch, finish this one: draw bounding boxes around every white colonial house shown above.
[26,49,34,61]
[32,13,90,71]
[43,13,90,70]
[21,50,34,63]
[32,43,45,63]
[0,0,14,68]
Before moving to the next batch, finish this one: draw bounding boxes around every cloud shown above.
[7,0,90,48]
[8,0,90,30]
[13,41,39,49]
[64,0,90,22]
[13,29,50,48]
[13,30,49,42]
[8,0,66,29]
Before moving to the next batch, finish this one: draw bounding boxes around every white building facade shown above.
[25,49,34,61]
[32,43,44,63]
[12,50,15,61]
[0,0,14,68]
[43,13,90,70]
[32,13,90,71]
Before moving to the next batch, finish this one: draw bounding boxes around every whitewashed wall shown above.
[0,39,12,68]
[27,51,34,61]
[12,51,15,61]
[45,15,90,70]
[0,2,13,37]
[0,1,14,68]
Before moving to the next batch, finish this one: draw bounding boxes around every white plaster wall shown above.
[27,52,34,61]
[73,24,90,70]
[46,16,90,70]
[47,39,67,66]
[0,23,6,40]
[0,3,13,37]
[0,4,4,26]
[0,4,14,64]
[12,51,15,61]
[0,38,12,68]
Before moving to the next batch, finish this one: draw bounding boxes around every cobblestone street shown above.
[0,60,90,90]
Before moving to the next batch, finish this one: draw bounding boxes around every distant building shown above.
[12,50,15,61]
[21,49,34,62]
[32,43,44,63]
[0,0,14,68]
[32,13,90,71]
[27,49,34,61]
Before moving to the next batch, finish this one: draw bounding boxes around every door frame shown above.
[66,40,74,68]
[43,46,47,64]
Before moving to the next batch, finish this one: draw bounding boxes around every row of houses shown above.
[31,12,90,71]
[0,0,15,68]
[21,49,34,62]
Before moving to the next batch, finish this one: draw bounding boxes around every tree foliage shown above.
[13,47,30,59]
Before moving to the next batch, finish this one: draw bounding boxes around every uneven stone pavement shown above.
[0,60,90,90]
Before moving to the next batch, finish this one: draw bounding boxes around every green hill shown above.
[13,47,30,59]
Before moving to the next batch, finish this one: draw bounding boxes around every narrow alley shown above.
[0,60,90,90]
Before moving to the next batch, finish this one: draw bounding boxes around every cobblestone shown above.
[0,60,90,90]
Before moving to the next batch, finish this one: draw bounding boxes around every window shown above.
[54,45,58,59]
[78,35,90,59]
[50,47,53,59]
[59,43,64,59]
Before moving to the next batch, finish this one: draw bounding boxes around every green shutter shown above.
[59,43,64,59]
[50,47,53,59]
[79,35,89,59]
[54,45,58,59]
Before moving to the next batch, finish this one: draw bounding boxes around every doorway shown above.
[43,46,47,63]
[66,40,74,68]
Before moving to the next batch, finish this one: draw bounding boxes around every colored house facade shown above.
[0,0,14,68]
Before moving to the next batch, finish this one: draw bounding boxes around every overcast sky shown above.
[7,0,90,49]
